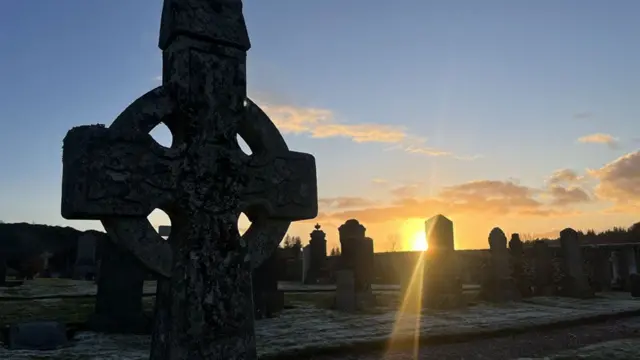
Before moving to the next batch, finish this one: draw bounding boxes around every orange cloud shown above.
[577,133,619,148]
[589,150,640,210]
[318,197,374,209]
[312,179,577,226]
[547,185,591,206]
[547,169,582,185]
[256,101,478,159]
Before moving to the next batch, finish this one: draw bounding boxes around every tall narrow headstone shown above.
[422,214,463,309]
[338,219,368,291]
[304,223,327,284]
[73,232,97,280]
[509,233,531,297]
[481,228,520,302]
[252,251,283,319]
[302,244,311,284]
[533,241,555,296]
[89,237,151,334]
[611,250,623,289]
[559,228,594,298]
[60,0,318,358]
[335,270,356,312]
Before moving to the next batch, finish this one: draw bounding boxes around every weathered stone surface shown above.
[9,321,68,350]
[60,1,318,359]
[559,228,594,298]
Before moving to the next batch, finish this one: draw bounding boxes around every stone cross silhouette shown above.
[60,1,318,359]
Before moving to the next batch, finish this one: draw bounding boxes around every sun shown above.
[410,231,428,251]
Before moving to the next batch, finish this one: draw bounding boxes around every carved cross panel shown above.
[60,1,318,359]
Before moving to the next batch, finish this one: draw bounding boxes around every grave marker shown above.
[60,0,318,357]
[559,228,594,298]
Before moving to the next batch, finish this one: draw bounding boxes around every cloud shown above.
[313,179,574,225]
[547,185,591,206]
[573,112,593,120]
[371,178,389,185]
[318,197,375,209]
[257,101,479,159]
[589,150,640,210]
[153,75,162,81]
[389,183,423,198]
[547,169,582,185]
[577,133,619,148]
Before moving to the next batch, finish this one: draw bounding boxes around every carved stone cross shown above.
[60,1,318,359]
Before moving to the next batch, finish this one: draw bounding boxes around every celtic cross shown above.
[60,1,318,359]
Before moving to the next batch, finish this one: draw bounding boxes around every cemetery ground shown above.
[2,280,640,359]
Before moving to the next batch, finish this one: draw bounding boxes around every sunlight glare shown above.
[411,231,428,251]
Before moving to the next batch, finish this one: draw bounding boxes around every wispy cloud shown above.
[259,102,481,159]
[573,112,593,120]
[577,133,619,148]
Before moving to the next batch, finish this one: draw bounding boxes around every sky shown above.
[1,0,639,252]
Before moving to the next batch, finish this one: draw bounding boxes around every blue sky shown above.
[1,0,638,251]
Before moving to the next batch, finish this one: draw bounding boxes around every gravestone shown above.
[39,251,54,278]
[252,251,283,319]
[480,228,520,302]
[559,228,594,298]
[73,232,97,280]
[532,240,555,296]
[302,244,311,284]
[151,224,283,317]
[335,270,356,312]
[338,219,371,292]
[611,250,623,289]
[60,0,318,358]
[422,214,463,309]
[630,273,640,297]
[0,255,6,285]
[89,236,151,334]
[303,223,327,284]
[584,247,612,292]
[625,246,638,290]
[9,321,68,350]
[509,233,531,297]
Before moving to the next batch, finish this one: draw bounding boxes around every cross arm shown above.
[241,150,318,222]
[61,125,179,220]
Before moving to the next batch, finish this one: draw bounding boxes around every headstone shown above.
[480,228,520,302]
[509,233,531,297]
[252,251,283,319]
[9,321,68,350]
[73,232,97,280]
[338,219,372,292]
[88,236,151,334]
[422,214,463,309]
[630,273,640,297]
[39,251,54,278]
[611,250,623,289]
[626,247,638,289]
[335,270,356,312]
[0,255,6,285]
[304,223,327,284]
[302,244,311,284]
[60,0,318,358]
[533,241,555,296]
[559,228,594,298]
[585,247,612,292]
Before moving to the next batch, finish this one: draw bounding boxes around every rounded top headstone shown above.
[338,219,366,238]
[489,227,507,249]
[560,228,578,238]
